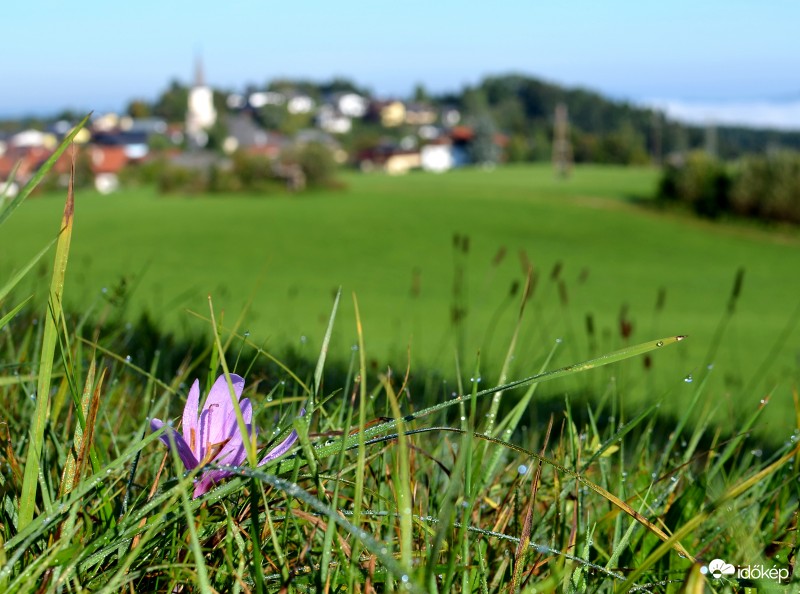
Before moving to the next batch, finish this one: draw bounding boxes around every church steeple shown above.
[186,55,216,148]
[194,54,205,88]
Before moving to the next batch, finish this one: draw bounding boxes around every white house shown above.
[287,94,315,114]
[316,105,352,134]
[335,93,368,118]
[421,143,455,173]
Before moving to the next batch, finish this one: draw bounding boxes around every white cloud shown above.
[644,99,800,131]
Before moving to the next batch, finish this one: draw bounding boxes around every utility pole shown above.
[651,110,663,166]
[552,102,572,178]
[704,120,717,157]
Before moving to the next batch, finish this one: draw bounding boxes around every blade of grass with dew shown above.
[0,114,90,228]
[320,374,360,587]
[382,374,413,572]
[3,430,163,553]
[165,430,212,594]
[616,441,800,593]
[289,335,687,468]
[212,465,425,593]
[18,164,77,530]
[348,292,369,590]
[511,417,553,593]
[366,425,694,560]
[484,269,531,438]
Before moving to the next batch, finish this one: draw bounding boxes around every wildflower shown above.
[150,373,300,497]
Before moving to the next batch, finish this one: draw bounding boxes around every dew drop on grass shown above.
[684,374,693,383]
[751,449,763,457]
[556,337,563,344]
[517,464,528,475]
[125,355,131,362]
[244,331,250,338]
[656,340,664,347]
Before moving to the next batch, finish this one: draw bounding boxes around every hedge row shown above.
[658,151,800,224]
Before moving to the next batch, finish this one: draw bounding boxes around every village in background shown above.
[3,59,800,197]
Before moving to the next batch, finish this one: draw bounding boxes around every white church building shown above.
[185,57,217,148]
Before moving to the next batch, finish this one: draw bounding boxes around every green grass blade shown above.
[314,287,340,399]
[0,296,32,332]
[18,171,77,530]
[0,239,57,306]
[214,465,424,593]
[382,375,413,571]
[298,335,687,465]
[166,432,212,593]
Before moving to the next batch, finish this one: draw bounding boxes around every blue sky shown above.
[3,0,800,125]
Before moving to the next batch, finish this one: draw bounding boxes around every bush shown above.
[280,142,339,189]
[157,163,207,194]
[731,151,800,223]
[657,151,731,218]
[657,150,800,224]
[229,152,282,193]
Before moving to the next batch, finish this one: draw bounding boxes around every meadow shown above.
[2,153,800,593]
[2,164,799,433]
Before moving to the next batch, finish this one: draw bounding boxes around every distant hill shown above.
[442,74,800,162]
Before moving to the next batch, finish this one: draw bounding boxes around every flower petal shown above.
[258,409,305,466]
[192,468,233,498]
[221,397,253,434]
[151,417,199,470]
[182,380,201,458]
[200,374,245,448]
[211,423,252,466]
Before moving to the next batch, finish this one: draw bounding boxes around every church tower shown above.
[186,56,217,148]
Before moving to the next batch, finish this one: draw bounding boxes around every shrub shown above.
[230,152,282,193]
[731,151,800,223]
[157,162,207,194]
[280,142,339,189]
[657,151,731,218]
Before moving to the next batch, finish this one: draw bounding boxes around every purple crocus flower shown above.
[150,373,300,498]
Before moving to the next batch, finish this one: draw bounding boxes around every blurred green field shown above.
[2,163,799,434]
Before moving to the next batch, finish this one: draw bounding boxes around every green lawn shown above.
[2,163,799,434]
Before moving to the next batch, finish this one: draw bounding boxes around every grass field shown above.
[3,160,800,592]
[2,164,799,434]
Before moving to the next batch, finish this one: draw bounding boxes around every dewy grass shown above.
[2,154,800,592]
